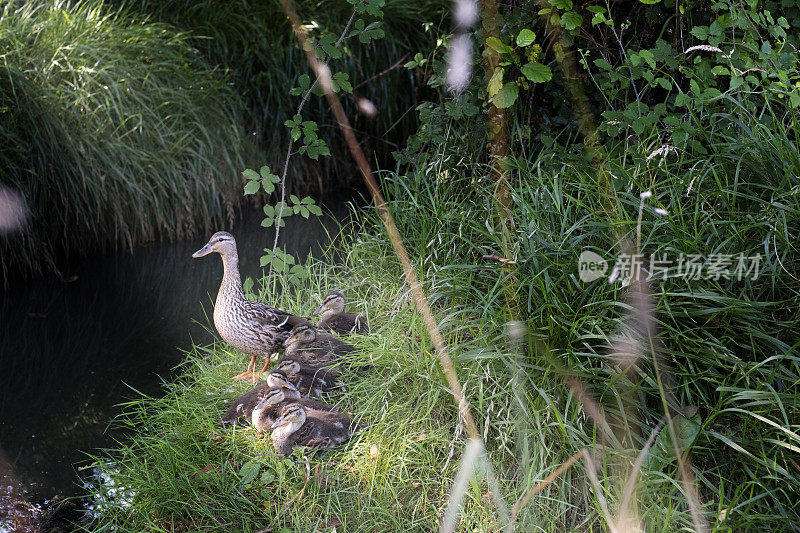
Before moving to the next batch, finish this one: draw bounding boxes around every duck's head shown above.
[314,291,346,315]
[276,359,301,377]
[284,324,317,348]
[253,387,286,412]
[270,403,307,431]
[192,231,236,259]
[265,370,299,392]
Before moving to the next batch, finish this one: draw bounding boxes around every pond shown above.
[0,196,357,511]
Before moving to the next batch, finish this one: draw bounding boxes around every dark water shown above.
[0,197,355,508]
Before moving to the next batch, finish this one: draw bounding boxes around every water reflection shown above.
[0,198,354,504]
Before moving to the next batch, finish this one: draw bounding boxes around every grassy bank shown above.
[89,120,799,530]
[0,0,253,278]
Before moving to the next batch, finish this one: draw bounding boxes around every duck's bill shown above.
[284,337,298,347]
[313,304,326,315]
[270,416,287,430]
[283,380,299,392]
[254,396,269,410]
[192,243,212,258]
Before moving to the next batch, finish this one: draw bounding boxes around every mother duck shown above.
[193,231,308,383]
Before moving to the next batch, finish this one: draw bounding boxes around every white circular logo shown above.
[578,251,608,282]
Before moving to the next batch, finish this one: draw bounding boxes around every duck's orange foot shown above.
[250,372,263,384]
[232,370,254,381]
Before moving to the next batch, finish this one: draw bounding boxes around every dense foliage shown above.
[0,0,251,278]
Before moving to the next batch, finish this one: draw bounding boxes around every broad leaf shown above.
[521,62,552,83]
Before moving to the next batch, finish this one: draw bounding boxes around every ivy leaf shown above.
[561,11,582,30]
[516,29,536,47]
[487,67,504,97]
[521,62,552,83]
[493,82,519,108]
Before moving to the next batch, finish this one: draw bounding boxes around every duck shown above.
[269,403,359,454]
[221,370,299,426]
[275,359,343,399]
[251,386,340,432]
[314,291,369,335]
[283,323,356,372]
[192,231,309,383]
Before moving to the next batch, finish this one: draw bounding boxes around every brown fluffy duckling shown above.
[275,359,343,399]
[221,370,299,426]
[314,291,369,335]
[269,403,359,454]
[251,388,339,432]
[283,324,355,372]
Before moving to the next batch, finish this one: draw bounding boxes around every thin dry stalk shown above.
[275,0,481,441]
[509,449,583,521]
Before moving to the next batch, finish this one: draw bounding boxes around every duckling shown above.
[275,359,343,399]
[314,291,369,335]
[221,370,299,426]
[251,387,339,432]
[283,323,356,372]
[269,403,359,454]
[192,231,309,383]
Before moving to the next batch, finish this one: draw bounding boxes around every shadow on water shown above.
[0,195,357,517]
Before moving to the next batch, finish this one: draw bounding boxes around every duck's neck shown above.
[317,309,338,326]
[217,250,243,305]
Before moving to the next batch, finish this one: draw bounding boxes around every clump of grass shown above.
[0,0,254,278]
[87,249,485,531]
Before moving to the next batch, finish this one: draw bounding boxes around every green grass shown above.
[0,0,254,278]
[88,101,799,530]
[117,0,448,192]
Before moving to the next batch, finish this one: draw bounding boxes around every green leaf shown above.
[260,470,275,485]
[485,37,511,54]
[550,0,572,9]
[521,62,552,83]
[646,414,702,469]
[594,58,612,71]
[308,204,323,216]
[263,204,275,217]
[639,49,656,69]
[516,29,536,47]
[242,168,259,180]
[239,461,261,485]
[243,180,260,195]
[561,11,582,31]
[243,277,254,294]
[493,82,519,108]
[487,67,504,97]
[290,194,300,205]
